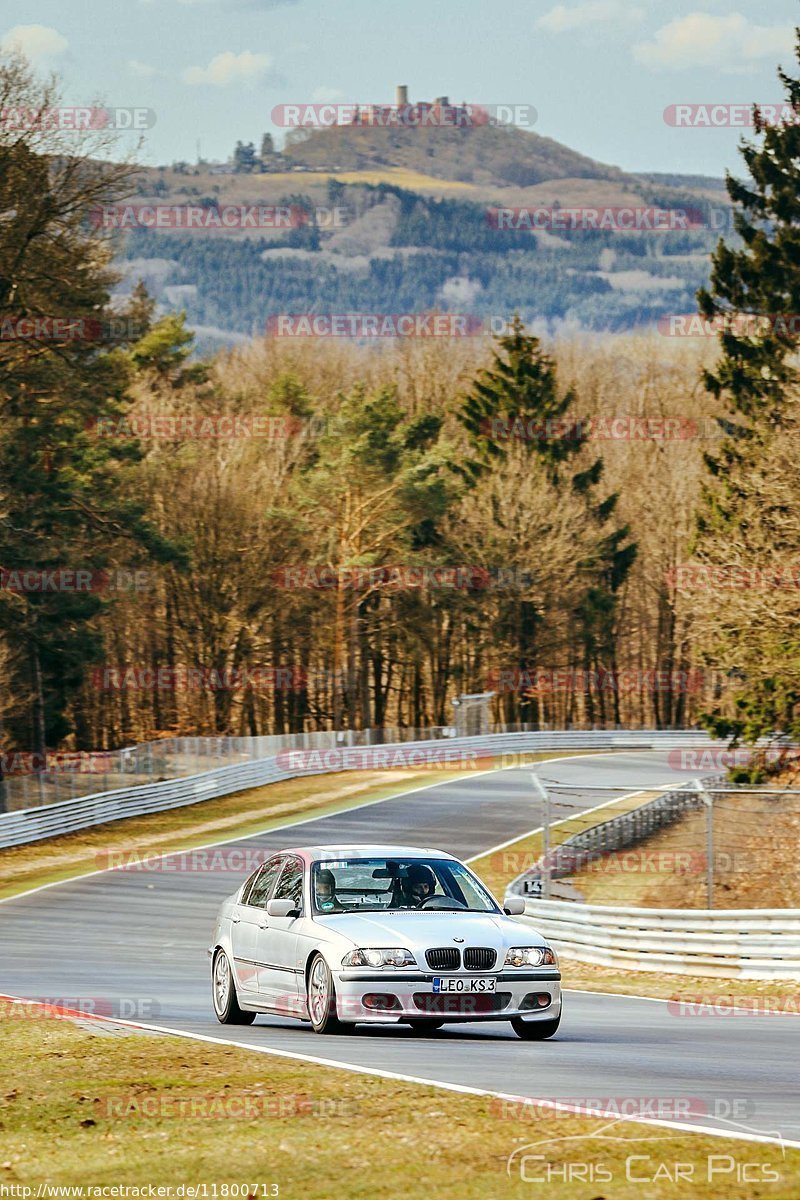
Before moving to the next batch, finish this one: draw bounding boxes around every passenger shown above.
[315,868,344,912]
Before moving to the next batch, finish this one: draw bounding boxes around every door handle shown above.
[231,915,240,924]
[258,920,269,929]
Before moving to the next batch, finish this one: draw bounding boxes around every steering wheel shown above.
[419,895,468,910]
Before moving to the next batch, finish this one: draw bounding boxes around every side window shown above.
[274,857,304,910]
[240,867,262,905]
[247,857,284,909]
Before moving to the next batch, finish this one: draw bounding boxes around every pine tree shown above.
[0,54,182,771]
[693,32,800,743]
[458,318,636,724]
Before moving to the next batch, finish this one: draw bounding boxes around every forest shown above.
[2,44,800,762]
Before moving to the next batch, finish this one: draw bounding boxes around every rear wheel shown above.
[307,954,352,1034]
[407,1020,445,1034]
[511,1013,561,1040]
[212,949,255,1025]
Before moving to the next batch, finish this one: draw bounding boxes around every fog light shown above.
[362,993,400,1010]
[521,991,552,1010]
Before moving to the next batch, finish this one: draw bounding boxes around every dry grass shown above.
[0,1006,796,1198]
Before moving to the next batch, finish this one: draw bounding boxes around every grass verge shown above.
[0,1006,796,1198]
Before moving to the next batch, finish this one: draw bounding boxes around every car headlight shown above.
[341,947,417,968]
[504,946,558,967]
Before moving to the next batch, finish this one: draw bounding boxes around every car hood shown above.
[316,909,546,952]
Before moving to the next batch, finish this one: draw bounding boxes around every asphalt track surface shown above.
[2,751,799,1145]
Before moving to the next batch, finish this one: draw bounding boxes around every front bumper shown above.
[334,969,562,1023]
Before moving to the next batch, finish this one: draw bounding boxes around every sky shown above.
[1,0,799,177]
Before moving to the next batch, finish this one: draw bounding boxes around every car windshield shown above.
[311,857,499,914]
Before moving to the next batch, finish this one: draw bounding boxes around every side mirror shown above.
[266,898,298,918]
[503,896,526,916]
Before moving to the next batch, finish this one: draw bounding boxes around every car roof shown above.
[279,844,458,863]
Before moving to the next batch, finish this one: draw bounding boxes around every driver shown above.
[315,868,344,912]
[402,863,436,908]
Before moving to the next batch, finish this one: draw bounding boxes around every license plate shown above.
[432,977,496,993]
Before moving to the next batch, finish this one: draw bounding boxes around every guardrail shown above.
[507,775,727,896]
[0,728,713,850]
[517,899,800,979]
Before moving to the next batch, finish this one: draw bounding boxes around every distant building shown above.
[350,86,473,129]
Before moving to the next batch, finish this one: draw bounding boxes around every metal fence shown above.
[0,727,452,813]
[0,728,713,849]
[507,775,727,896]
[517,899,800,979]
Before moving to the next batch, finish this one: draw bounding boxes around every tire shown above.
[407,1020,445,1034]
[307,954,352,1034]
[212,948,255,1025]
[511,1013,561,1040]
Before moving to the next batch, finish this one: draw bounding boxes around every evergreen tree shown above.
[693,32,800,744]
[0,54,181,771]
[458,318,636,724]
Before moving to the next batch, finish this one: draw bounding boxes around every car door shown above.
[254,855,305,1010]
[230,856,284,997]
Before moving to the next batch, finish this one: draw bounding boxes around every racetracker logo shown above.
[91,204,314,230]
[90,665,308,691]
[486,668,706,694]
[664,103,800,128]
[271,102,537,129]
[0,106,156,131]
[487,206,705,232]
[668,994,800,1017]
[667,747,799,770]
[0,996,160,1019]
[265,313,493,338]
[0,316,143,342]
[272,565,533,591]
[658,313,800,337]
[666,563,800,591]
[275,746,492,772]
[0,568,150,594]
[480,416,700,441]
[99,1092,356,1118]
[88,414,304,441]
[97,847,274,872]
[2,751,118,776]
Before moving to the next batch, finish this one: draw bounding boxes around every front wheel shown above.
[511,1013,561,1040]
[212,949,255,1025]
[307,954,352,1034]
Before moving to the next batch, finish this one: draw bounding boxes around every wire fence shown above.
[0,727,455,813]
[507,775,800,910]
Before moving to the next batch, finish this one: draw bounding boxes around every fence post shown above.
[531,773,551,900]
[695,778,714,909]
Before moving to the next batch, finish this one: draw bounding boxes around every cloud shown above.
[181,51,273,86]
[1,24,68,63]
[537,1,642,33]
[128,59,159,78]
[175,0,297,6]
[634,13,794,72]
[311,85,344,103]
